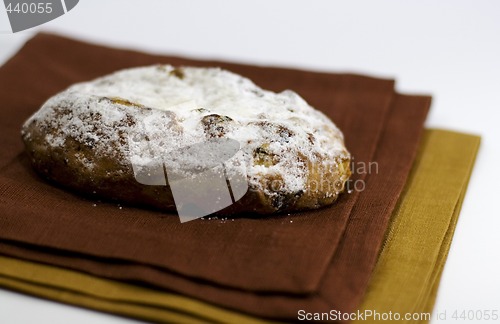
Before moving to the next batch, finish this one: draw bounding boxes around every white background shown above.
[1,1,499,323]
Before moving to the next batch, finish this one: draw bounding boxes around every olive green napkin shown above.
[354,129,480,323]
[0,255,262,324]
[0,129,480,323]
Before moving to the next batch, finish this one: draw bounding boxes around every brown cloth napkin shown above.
[0,33,395,295]
[0,33,430,317]
[0,93,429,320]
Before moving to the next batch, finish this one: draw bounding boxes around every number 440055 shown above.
[5,2,53,14]
[452,309,498,321]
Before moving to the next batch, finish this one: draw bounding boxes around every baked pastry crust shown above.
[21,65,351,215]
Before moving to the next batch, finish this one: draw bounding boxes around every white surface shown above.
[1,1,499,323]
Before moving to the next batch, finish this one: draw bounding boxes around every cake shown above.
[21,65,351,218]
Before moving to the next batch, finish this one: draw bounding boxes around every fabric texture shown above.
[0,33,396,296]
[355,129,480,323]
[0,93,429,319]
[0,33,429,319]
[0,34,430,318]
[0,129,480,324]
[0,255,263,324]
